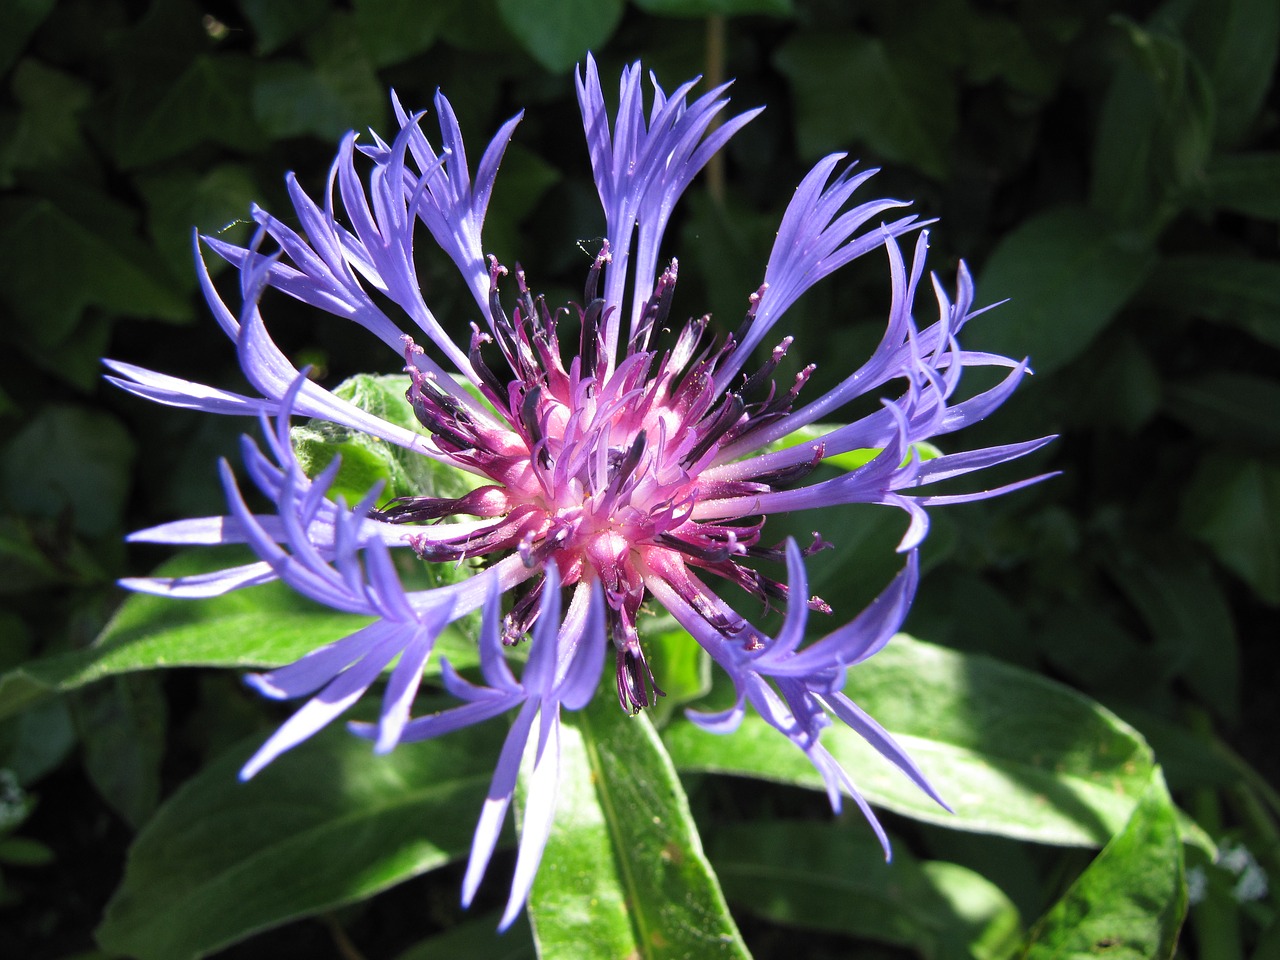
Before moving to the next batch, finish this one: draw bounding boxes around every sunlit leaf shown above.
[666,634,1156,847]
[0,550,477,723]
[637,614,711,727]
[1022,769,1186,959]
[526,698,749,959]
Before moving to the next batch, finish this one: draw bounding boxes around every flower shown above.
[109,56,1051,925]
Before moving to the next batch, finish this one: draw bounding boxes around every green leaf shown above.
[238,0,329,54]
[0,58,92,186]
[709,820,1021,960]
[0,405,136,538]
[1090,21,1214,231]
[0,557,483,724]
[0,550,478,722]
[775,28,956,178]
[71,675,167,829]
[0,581,352,723]
[1202,152,1280,222]
[393,913,534,960]
[352,0,451,68]
[135,164,261,286]
[632,0,792,16]
[111,54,262,169]
[1180,0,1280,146]
[0,696,75,786]
[1022,769,1187,960]
[665,634,1156,847]
[963,9,1059,97]
[291,373,483,508]
[0,835,56,867]
[769,421,943,472]
[0,0,56,75]
[1180,456,1280,606]
[96,724,502,960]
[0,515,105,594]
[1166,371,1280,448]
[1104,548,1240,718]
[0,194,187,348]
[1140,254,1280,350]
[252,14,385,141]
[637,614,711,727]
[971,206,1156,375]
[483,144,563,266]
[526,698,749,959]
[680,190,778,329]
[1057,333,1161,432]
[495,0,624,74]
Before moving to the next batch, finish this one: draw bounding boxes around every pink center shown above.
[378,248,825,710]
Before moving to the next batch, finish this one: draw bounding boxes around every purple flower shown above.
[110,56,1051,925]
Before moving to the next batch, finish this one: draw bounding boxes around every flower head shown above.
[111,56,1051,926]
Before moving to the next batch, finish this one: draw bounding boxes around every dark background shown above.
[1,0,1277,956]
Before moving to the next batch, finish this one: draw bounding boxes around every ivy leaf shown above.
[1,405,136,538]
[496,0,625,74]
[776,28,957,178]
[0,193,187,350]
[111,54,262,169]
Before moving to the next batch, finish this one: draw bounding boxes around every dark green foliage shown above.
[1,0,1277,957]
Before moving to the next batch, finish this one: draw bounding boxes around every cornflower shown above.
[109,56,1051,927]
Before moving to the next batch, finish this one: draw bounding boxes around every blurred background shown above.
[1,0,1277,957]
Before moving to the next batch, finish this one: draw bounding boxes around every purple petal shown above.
[462,698,539,907]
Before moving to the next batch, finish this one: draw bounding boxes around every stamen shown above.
[615,644,665,713]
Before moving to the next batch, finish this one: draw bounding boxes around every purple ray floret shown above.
[111,54,1052,927]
